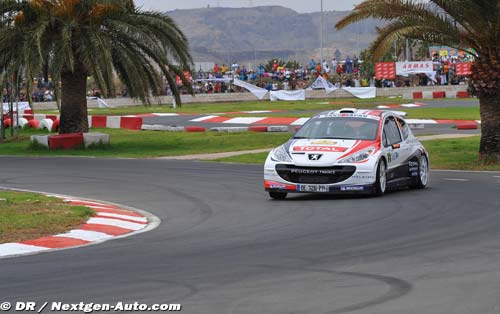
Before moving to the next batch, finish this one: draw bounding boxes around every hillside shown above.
[167,6,380,66]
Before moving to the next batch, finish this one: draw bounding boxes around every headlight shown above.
[338,146,376,163]
[270,145,292,163]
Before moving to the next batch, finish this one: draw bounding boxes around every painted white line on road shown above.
[443,178,469,182]
[401,104,423,108]
[432,169,500,174]
[223,117,265,124]
[190,115,219,122]
[152,113,180,116]
[493,176,500,178]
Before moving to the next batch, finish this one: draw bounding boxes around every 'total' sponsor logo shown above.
[293,146,348,153]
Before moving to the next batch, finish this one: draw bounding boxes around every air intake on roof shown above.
[338,108,357,114]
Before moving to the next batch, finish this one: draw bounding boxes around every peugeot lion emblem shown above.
[308,154,323,161]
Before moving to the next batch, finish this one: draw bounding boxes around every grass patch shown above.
[213,136,500,171]
[37,98,406,116]
[424,136,500,170]
[0,128,291,158]
[0,191,94,243]
[221,107,480,120]
[35,99,479,120]
[213,152,269,164]
[404,107,479,120]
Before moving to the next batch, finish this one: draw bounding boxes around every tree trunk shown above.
[59,65,89,134]
[479,93,500,162]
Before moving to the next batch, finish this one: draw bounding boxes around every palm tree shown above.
[0,0,192,134]
[336,0,500,162]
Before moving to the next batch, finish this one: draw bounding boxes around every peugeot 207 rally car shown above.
[264,108,429,199]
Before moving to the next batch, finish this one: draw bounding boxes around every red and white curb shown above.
[190,115,481,127]
[190,115,309,126]
[10,111,284,132]
[211,110,283,115]
[0,189,160,259]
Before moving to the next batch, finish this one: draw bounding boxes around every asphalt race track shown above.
[1,157,500,313]
[139,99,481,136]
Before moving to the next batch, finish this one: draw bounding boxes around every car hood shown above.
[288,138,378,166]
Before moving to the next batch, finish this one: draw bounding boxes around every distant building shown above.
[194,62,215,72]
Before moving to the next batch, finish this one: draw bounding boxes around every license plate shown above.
[297,185,329,193]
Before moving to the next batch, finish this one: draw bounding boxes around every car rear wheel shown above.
[415,155,429,189]
[269,192,287,200]
[375,159,387,196]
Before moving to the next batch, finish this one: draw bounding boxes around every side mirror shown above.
[392,143,401,149]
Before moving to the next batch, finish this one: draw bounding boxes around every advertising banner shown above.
[455,62,472,76]
[429,46,476,59]
[375,62,396,79]
[269,90,306,101]
[396,61,434,76]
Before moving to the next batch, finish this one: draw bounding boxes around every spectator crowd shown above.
[2,51,474,102]
[176,52,472,95]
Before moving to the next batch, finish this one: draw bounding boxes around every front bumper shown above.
[264,161,378,194]
[264,180,377,194]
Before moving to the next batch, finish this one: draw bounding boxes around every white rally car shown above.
[264,108,429,199]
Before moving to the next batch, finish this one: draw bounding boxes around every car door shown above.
[395,116,420,177]
[382,116,406,181]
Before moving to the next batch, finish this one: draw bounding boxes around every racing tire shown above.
[269,192,287,200]
[414,155,429,189]
[374,159,387,196]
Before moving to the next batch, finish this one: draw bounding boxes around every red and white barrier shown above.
[413,90,470,99]
[89,115,143,130]
[14,114,143,131]
[39,119,54,131]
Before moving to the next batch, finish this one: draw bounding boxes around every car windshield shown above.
[294,117,379,140]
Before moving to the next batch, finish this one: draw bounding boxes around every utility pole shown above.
[254,48,257,71]
[320,0,324,63]
[406,38,411,61]
[356,25,360,56]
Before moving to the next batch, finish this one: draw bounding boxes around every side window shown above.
[396,117,410,140]
[383,117,402,146]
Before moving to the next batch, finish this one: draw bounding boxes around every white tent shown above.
[308,76,338,94]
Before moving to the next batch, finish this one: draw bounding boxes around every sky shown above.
[133,0,363,13]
